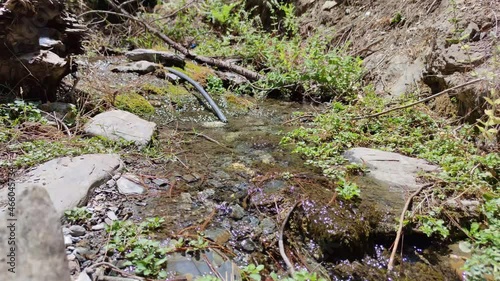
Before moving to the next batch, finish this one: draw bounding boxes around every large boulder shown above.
[0,186,71,281]
[84,110,157,147]
[344,147,439,191]
[0,154,122,218]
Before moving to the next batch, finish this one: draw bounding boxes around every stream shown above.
[77,56,460,280]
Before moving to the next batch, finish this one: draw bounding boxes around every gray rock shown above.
[259,218,276,235]
[344,147,439,190]
[0,154,122,219]
[84,110,157,147]
[69,225,86,237]
[106,211,118,221]
[0,186,71,281]
[204,227,231,244]
[230,204,245,220]
[322,1,338,10]
[201,121,227,128]
[125,49,186,68]
[111,60,160,74]
[64,235,73,246]
[240,238,256,252]
[106,179,116,187]
[116,174,145,195]
[76,272,92,281]
[152,178,168,186]
[91,223,106,231]
[215,71,248,86]
[166,250,241,280]
[441,43,488,74]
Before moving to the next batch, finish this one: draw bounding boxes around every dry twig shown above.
[279,202,299,275]
[387,183,433,271]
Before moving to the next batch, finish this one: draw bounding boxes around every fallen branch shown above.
[98,0,262,81]
[354,78,484,120]
[279,202,299,276]
[387,183,433,271]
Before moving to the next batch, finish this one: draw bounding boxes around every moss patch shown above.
[114,92,155,116]
[225,93,255,114]
[172,61,214,85]
[141,83,168,96]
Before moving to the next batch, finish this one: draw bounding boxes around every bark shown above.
[0,0,86,102]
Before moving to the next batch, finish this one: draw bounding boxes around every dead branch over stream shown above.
[96,0,263,81]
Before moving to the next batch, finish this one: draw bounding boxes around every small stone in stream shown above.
[152,178,169,186]
[62,227,71,235]
[111,60,160,74]
[68,260,80,275]
[104,218,113,225]
[230,204,245,220]
[182,174,198,183]
[198,189,215,201]
[64,235,73,246]
[92,223,105,231]
[106,211,118,221]
[201,121,227,128]
[180,193,193,203]
[204,227,231,244]
[69,225,86,237]
[76,271,92,281]
[260,218,277,235]
[116,174,145,195]
[106,179,116,187]
[240,238,256,252]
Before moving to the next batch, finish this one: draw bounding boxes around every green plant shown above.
[335,178,360,200]
[0,100,45,126]
[463,198,500,280]
[106,218,168,278]
[390,12,405,25]
[241,264,264,281]
[270,270,327,281]
[477,88,500,142]
[187,235,209,252]
[64,207,92,223]
[206,75,226,95]
[416,215,450,239]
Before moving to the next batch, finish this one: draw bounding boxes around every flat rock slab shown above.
[344,147,439,190]
[111,60,160,75]
[0,186,71,281]
[125,49,186,68]
[116,174,145,195]
[0,154,122,219]
[84,110,157,147]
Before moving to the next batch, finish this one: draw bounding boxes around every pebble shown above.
[116,174,145,195]
[104,218,113,225]
[64,235,73,246]
[106,211,118,221]
[112,173,121,180]
[182,174,198,183]
[67,254,76,261]
[180,192,192,203]
[106,179,116,187]
[152,178,169,186]
[240,238,256,252]
[260,217,277,235]
[230,204,245,220]
[76,271,92,281]
[69,225,86,237]
[91,223,106,231]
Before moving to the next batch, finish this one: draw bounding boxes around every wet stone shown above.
[106,211,118,221]
[116,174,145,195]
[69,225,86,237]
[152,178,169,186]
[259,218,277,235]
[204,227,232,244]
[91,223,105,231]
[240,239,256,252]
[230,204,245,220]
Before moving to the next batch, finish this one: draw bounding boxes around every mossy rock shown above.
[141,83,168,96]
[224,94,255,114]
[172,61,214,85]
[114,92,155,116]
